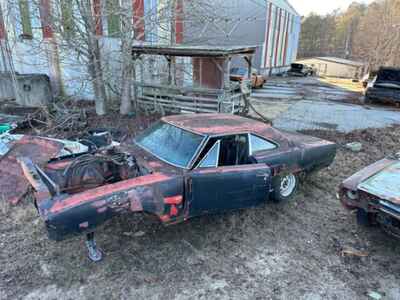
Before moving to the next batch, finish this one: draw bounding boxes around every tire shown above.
[356,208,372,226]
[271,173,298,203]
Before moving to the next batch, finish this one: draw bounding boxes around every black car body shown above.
[24,114,336,241]
[364,67,400,104]
[287,63,314,77]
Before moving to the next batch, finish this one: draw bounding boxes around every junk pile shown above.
[0,122,118,204]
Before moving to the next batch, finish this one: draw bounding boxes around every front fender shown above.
[37,173,184,240]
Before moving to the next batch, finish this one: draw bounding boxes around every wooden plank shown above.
[137,99,218,113]
[138,96,219,109]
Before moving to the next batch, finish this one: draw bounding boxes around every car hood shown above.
[342,158,400,205]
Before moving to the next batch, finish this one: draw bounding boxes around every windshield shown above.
[376,68,400,84]
[135,121,205,168]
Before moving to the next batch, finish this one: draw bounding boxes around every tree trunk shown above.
[120,0,133,115]
[80,0,107,116]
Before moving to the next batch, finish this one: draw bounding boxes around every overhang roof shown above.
[132,44,257,57]
[316,57,365,67]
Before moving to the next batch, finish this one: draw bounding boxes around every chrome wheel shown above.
[280,174,297,198]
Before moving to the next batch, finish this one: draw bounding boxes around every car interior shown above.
[195,134,255,168]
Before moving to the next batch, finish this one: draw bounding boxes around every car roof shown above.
[162,114,271,135]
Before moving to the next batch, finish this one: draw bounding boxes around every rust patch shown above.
[148,161,163,168]
[159,214,170,222]
[170,205,179,217]
[91,199,107,208]
[49,173,170,214]
[0,136,63,204]
[164,195,183,205]
[97,207,107,213]
[79,221,89,228]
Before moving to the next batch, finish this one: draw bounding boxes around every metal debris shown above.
[341,247,369,257]
[345,142,363,152]
[367,291,383,300]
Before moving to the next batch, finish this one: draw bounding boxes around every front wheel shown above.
[271,173,298,203]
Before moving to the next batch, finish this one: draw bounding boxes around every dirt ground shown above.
[1,111,400,299]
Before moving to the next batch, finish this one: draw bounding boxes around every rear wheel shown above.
[271,173,298,203]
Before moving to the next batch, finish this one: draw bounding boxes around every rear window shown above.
[249,134,277,154]
[291,64,304,70]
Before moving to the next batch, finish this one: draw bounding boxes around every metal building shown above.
[295,57,366,79]
[183,0,301,75]
[0,0,300,100]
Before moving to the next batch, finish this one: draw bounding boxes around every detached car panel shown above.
[339,156,400,238]
[24,114,336,241]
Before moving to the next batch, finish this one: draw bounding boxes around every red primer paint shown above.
[197,164,269,174]
[39,0,53,38]
[159,214,170,222]
[50,173,170,213]
[93,0,103,36]
[263,3,272,68]
[46,160,72,170]
[175,0,183,44]
[97,207,107,213]
[164,195,183,205]
[79,221,89,228]
[148,161,163,168]
[274,8,282,67]
[133,0,145,41]
[91,199,107,208]
[170,205,178,217]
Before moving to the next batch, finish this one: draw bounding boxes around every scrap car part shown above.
[85,232,103,262]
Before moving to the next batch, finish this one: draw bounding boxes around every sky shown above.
[290,0,374,16]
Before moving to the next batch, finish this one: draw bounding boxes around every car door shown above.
[187,141,271,217]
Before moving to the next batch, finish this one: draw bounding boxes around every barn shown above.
[295,57,366,79]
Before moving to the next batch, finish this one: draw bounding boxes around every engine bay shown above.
[43,148,145,195]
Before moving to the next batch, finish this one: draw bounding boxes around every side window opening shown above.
[106,0,121,37]
[18,0,33,39]
[218,134,250,166]
[196,134,273,169]
[249,134,277,155]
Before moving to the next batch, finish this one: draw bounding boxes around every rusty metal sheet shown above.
[0,136,64,204]
[358,161,400,204]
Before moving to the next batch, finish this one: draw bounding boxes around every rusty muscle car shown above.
[23,114,336,261]
[339,155,400,238]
